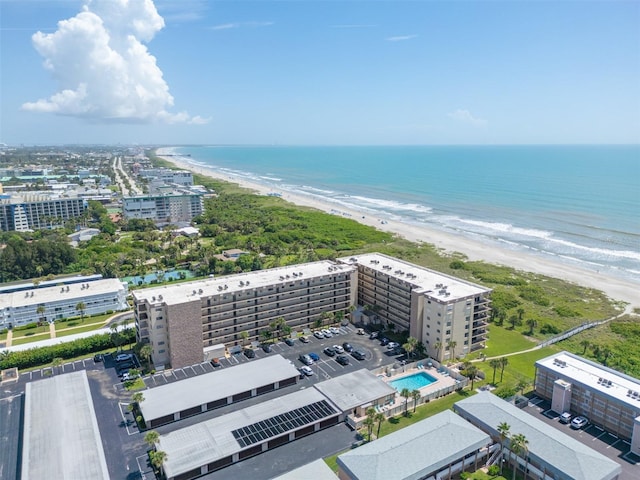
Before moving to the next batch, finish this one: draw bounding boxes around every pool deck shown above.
[383,366,458,398]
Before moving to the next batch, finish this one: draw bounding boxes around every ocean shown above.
[163,145,640,283]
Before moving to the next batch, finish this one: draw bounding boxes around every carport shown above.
[139,354,300,428]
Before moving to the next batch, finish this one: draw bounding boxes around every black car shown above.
[210,359,222,368]
[262,344,272,353]
[93,354,103,362]
[323,347,336,357]
[351,350,366,360]
[380,337,390,346]
[244,349,256,358]
[342,342,354,352]
[285,338,295,346]
[336,355,350,366]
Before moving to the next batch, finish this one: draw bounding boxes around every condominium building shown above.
[535,351,640,455]
[132,261,356,368]
[122,190,204,224]
[0,193,87,231]
[0,278,129,329]
[138,168,193,186]
[338,253,491,361]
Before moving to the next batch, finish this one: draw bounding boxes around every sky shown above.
[0,0,639,145]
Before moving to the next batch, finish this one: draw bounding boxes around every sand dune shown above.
[159,152,639,309]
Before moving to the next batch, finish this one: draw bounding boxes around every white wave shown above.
[299,185,336,195]
[544,237,640,262]
[260,176,283,182]
[455,218,553,240]
[347,195,432,214]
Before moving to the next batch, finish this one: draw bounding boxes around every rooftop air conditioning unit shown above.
[198,289,203,294]
[158,295,163,300]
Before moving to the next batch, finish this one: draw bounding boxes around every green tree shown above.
[403,337,418,359]
[411,389,420,412]
[75,302,86,323]
[144,430,159,447]
[517,379,530,396]
[260,329,272,343]
[364,407,377,441]
[580,339,590,355]
[149,450,167,475]
[240,330,249,347]
[517,307,525,321]
[489,358,501,384]
[37,305,46,323]
[465,365,478,390]
[510,433,529,480]
[375,412,386,439]
[447,340,457,362]
[139,344,153,367]
[433,341,443,360]
[499,357,509,382]
[497,422,510,475]
[400,388,411,416]
[132,391,145,405]
[525,318,537,335]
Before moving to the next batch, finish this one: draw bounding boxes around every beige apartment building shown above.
[133,261,357,368]
[339,253,492,361]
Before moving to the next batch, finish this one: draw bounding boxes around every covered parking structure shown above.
[157,387,341,480]
[140,354,300,428]
[21,370,109,480]
[454,391,622,480]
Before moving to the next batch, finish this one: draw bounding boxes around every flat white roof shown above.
[140,355,300,421]
[0,278,126,309]
[272,459,337,480]
[158,387,338,478]
[536,351,640,408]
[132,260,356,306]
[339,253,491,301]
[22,371,109,480]
[314,369,396,412]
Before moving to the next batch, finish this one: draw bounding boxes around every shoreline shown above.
[156,150,639,309]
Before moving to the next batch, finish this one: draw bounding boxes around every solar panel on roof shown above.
[231,400,337,448]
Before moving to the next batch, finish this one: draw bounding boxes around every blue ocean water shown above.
[166,145,640,282]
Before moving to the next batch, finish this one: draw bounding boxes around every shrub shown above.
[540,323,561,335]
[554,305,579,318]
[488,465,500,476]
[449,259,466,270]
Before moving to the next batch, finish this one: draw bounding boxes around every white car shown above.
[313,331,325,339]
[115,353,133,362]
[387,342,400,350]
[322,329,333,338]
[299,366,313,376]
[333,344,344,354]
[330,327,341,334]
[571,416,589,429]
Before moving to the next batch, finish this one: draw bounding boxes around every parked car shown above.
[313,331,325,339]
[380,337,390,346]
[210,359,222,368]
[323,347,336,357]
[357,328,365,335]
[309,352,320,361]
[262,344,272,353]
[243,349,256,359]
[115,353,133,362]
[571,416,589,429]
[351,350,366,360]
[299,366,313,376]
[559,412,572,424]
[387,342,400,350]
[93,354,103,363]
[122,371,139,382]
[342,342,354,352]
[285,338,296,346]
[369,331,379,339]
[322,329,333,338]
[300,336,310,343]
[330,327,341,335]
[299,354,314,365]
[333,344,344,354]
[336,355,350,366]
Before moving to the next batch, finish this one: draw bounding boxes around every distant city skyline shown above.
[1,0,638,145]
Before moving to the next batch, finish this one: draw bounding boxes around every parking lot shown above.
[524,397,640,479]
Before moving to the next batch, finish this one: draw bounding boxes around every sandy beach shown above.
[158,150,639,309]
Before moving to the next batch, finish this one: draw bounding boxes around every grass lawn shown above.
[125,377,146,391]
[12,333,51,345]
[0,331,7,341]
[324,448,351,473]
[12,326,50,339]
[55,322,108,338]
[476,325,538,358]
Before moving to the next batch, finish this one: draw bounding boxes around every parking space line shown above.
[608,439,623,450]
[320,360,337,372]
[136,454,150,480]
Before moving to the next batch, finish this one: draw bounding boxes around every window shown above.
[158,349,165,353]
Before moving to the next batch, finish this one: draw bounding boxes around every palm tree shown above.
[132,391,145,405]
[510,433,529,480]
[433,341,443,360]
[240,330,249,347]
[364,407,377,440]
[466,365,478,390]
[375,412,386,439]
[580,339,590,355]
[403,337,418,359]
[525,318,537,335]
[489,358,501,384]
[75,302,86,323]
[411,390,420,412]
[36,305,46,323]
[139,344,153,367]
[400,388,411,416]
[497,422,511,475]
[144,430,160,447]
[260,329,272,343]
[517,308,525,321]
[149,450,167,475]
[447,340,457,362]
[499,357,509,382]
[517,379,529,396]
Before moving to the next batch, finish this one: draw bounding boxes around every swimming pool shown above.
[389,372,437,392]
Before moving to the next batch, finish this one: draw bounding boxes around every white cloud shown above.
[22,0,206,125]
[211,21,273,31]
[386,34,418,42]
[448,109,487,127]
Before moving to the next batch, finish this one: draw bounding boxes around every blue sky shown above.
[1,0,639,145]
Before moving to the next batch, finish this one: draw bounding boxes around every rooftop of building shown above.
[271,459,338,480]
[454,391,622,480]
[22,371,110,480]
[0,277,127,309]
[314,369,397,412]
[157,387,340,479]
[337,410,490,480]
[139,355,300,421]
[132,260,356,306]
[536,351,640,408]
[338,252,491,301]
